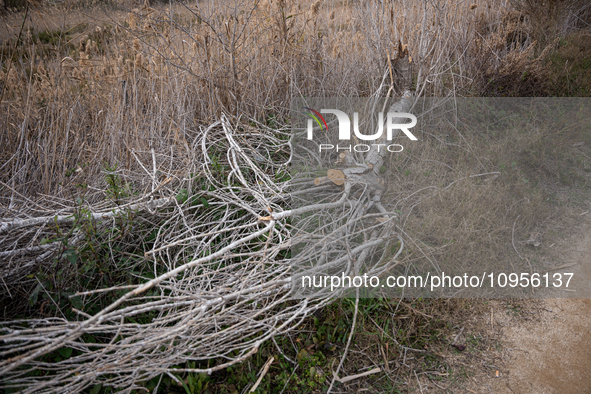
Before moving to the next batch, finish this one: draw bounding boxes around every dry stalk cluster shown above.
[2,0,564,196]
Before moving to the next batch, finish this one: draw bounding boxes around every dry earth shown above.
[487,298,591,393]
[477,208,591,393]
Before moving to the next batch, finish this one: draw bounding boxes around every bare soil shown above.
[482,209,591,394]
[454,200,591,394]
[355,206,591,393]
[404,171,591,393]
[486,298,591,393]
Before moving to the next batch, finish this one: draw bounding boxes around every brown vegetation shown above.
[2,0,583,197]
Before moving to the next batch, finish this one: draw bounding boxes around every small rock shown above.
[526,232,542,247]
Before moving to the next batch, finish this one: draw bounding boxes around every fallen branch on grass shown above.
[0,85,414,393]
[337,367,382,384]
[0,196,173,235]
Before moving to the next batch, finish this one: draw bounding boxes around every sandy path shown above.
[488,298,591,393]
[485,212,591,393]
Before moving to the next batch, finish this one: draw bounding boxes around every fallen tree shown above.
[0,80,416,392]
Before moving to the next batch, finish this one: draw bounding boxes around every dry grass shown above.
[2,0,572,198]
[384,98,591,297]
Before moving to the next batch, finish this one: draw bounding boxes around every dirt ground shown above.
[461,202,591,393]
[486,298,591,393]
[404,153,591,393]
[482,209,591,394]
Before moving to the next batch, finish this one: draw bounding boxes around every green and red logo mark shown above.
[303,107,329,136]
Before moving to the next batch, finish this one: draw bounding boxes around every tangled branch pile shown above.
[0,97,413,391]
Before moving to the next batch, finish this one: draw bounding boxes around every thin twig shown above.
[327,288,359,393]
[249,356,274,393]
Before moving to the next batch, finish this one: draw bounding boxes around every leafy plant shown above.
[103,163,129,205]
